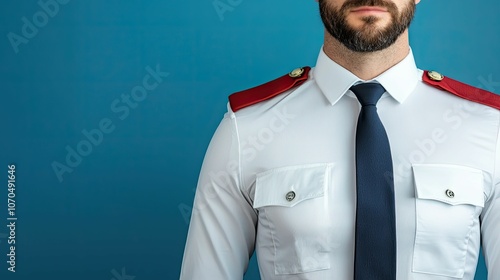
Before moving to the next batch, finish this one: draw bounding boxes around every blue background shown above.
[1,1,498,279]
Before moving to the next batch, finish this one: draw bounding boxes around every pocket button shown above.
[445,189,455,198]
[285,191,296,202]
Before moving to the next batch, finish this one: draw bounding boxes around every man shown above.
[180,0,500,279]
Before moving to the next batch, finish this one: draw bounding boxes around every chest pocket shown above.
[412,164,484,278]
[253,163,333,275]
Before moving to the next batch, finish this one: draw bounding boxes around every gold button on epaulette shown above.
[289,67,305,78]
[428,71,444,81]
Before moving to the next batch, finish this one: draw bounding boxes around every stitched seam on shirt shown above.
[460,205,478,278]
[491,113,500,200]
[231,115,245,200]
[264,208,279,275]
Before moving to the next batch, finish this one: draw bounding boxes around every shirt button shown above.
[445,189,455,198]
[286,191,296,202]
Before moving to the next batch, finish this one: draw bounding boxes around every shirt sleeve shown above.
[180,112,257,280]
[481,117,500,279]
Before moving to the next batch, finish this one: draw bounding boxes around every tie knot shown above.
[350,83,386,106]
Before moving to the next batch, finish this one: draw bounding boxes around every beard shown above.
[319,0,416,52]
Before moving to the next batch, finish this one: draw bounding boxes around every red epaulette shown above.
[229,67,311,112]
[422,70,500,110]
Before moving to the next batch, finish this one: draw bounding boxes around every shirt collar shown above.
[314,46,420,105]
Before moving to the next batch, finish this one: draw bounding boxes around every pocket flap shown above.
[412,164,484,207]
[253,163,332,208]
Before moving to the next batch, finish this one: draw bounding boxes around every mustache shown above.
[341,0,398,10]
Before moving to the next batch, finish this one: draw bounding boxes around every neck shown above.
[322,29,410,80]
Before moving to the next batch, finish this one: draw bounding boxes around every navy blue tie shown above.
[351,83,396,280]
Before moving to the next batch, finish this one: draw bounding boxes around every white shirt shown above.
[180,48,500,280]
